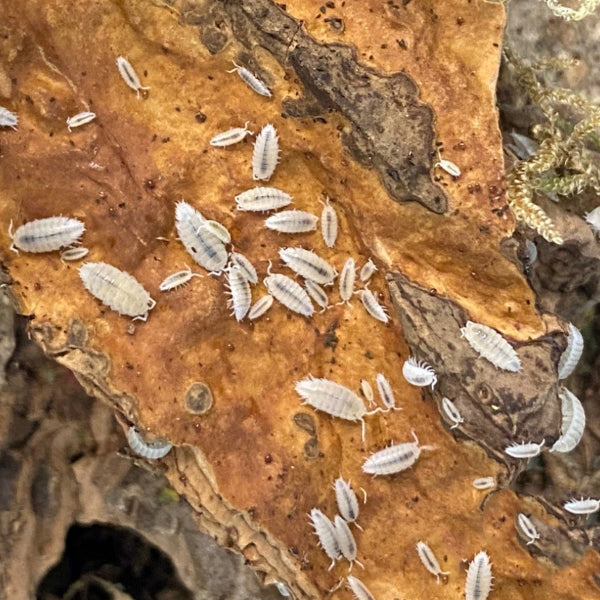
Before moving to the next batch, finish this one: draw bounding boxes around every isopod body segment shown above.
[60,247,89,262]
[235,187,292,212]
[334,515,363,569]
[159,265,203,291]
[320,198,338,248]
[563,497,600,515]
[550,387,585,453]
[334,477,362,530]
[308,508,340,570]
[338,257,356,305]
[472,477,495,490]
[279,247,336,285]
[10,217,85,253]
[402,357,437,389]
[228,61,272,97]
[248,295,274,320]
[265,210,318,233]
[304,280,329,312]
[225,265,252,321]
[504,440,545,459]
[557,322,584,379]
[253,123,279,181]
[441,396,463,429]
[359,258,377,282]
[362,431,433,475]
[346,576,375,600]
[0,106,18,129]
[116,56,149,97]
[264,273,314,317]
[230,252,258,284]
[465,551,492,600]
[375,374,401,412]
[127,427,172,459]
[460,320,521,372]
[415,541,448,582]
[210,122,253,147]
[358,287,388,323]
[66,111,96,131]
[516,513,540,545]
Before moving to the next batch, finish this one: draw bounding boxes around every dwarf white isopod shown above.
[362,431,434,476]
[563,497,600,515]
[558,322,584,379]
[585,206,600,235]
[10,217,85,253]
[60,247,89,262]
[472,477,495,490]
[441,396,463,429]
[550,387,585,453]
[66,111,96,131]
[460,320,521,372]
[159,265,203,291]
[279,247,336,285]
[435,158,461,177]
[333,477,362,530]
[308,508,340,570]
[248,294,274,320]
[228,61,272,97]
[79,262,156,321]
[465,551,492,600]
[347,576,375,600]
[359,258,377,282]
[200,219,231,244]
[402,357,437,389]
[253,123,279,181]
[334,515,363,569]
[235,187,292,211]
[127,426,172,459]
[274,582,291,598]
[375,374,401,412]
[516,513,540,545]
[225,264,251,321]
[337,257,356,306]
[265,210,319,233]
[230,252,258,284]
[320,197,338,248]
[210,122,253,147]
[360,379,375,407]
[305,279,329,312]
[265,272,314,317]
[116,56,149,97]
[0,106,18,129]
[504,440,545,459]
[358,287,389,323]
[415,541,449,582]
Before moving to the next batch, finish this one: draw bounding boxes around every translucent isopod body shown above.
[79,262,156,321]
[248,294,274,320]
[334,477,362,529]
[359,258,377,282]
[116,56,149,97]
[334,515,363,569]
[210,122,253,147]
[441,396,463,429]
[230,252,258,284]
[358,287,388,323]
[265,273,314,317]
[66,111,96,131]
[550,387,585,453]
[436,158,461,177]
[235,187,292,211]
[320,198,338,248]
[360,379,375,407]
[465,551,492,600]
[338,257,356,305]
[362,432,433,476]
[472,477,495,490]
[279,247,336,285]
[516,513,540,545]
[226,265,251,321]
[347,576,375,600]
[416,541,449,582]
[60,247,89,261]
[402,357,437,389]
[127,427,172,459]
[308,508,340,569]
[265,210,318,233]
[375,374,401,412]
[558,322,584,379]
[0,106,18,129]
[228,61,272,97]
[159,265,203,291]
[585,206,600,235]
[200,220,231,244]
[460,320,521,372]
[504,440,545,459]
[563,497,600,515]
[253,123,279,181]
[10,217,85,253]
[305,279,329,312]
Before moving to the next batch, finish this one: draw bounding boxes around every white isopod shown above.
[127,426,172,459]
[465,551,493,600]
[415,541,449,582]
[248,294,274,320]
[359,259,377,282]
[279,247,336,285]
[225,264,252,321]
[563,497,600,515]
[60,247,89,261]
[337,257,356,305]
[265,210,318,233]
[504,440,545,459]
[360,379,375,407]
[228,61,272,97]
[79,262,156,321]
[550,387,585,453]
[308,508,340,570]
[347,576,375,600]
[516,513,540,545]
[460,320,521,372]
[402,357,437,389]
[0,106,18,129]
[435,157,461,177]
[320,197,338,248]
[175,201,228,272]
[558,322,584,379]
[264,272,314,317]
[295,375,382,441]
[441,396,464,429]
[210,122,253,147]
[472,477,495,490]
[253,123,279,181]
[235,187,292,211]
[200,220,231,244]
[358,287,389,323]
[274,582,291,598]
[305,279,329,312]
[334,515,363,569]
[10,217,85,253]
[334,477,362,530]
[66,111,96,131]
[375,374,401,412]
[159,265,203,291]
[584,206,600,235]
[362,431,434,476]
[116,56,149,97]
[230,252,258,284]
